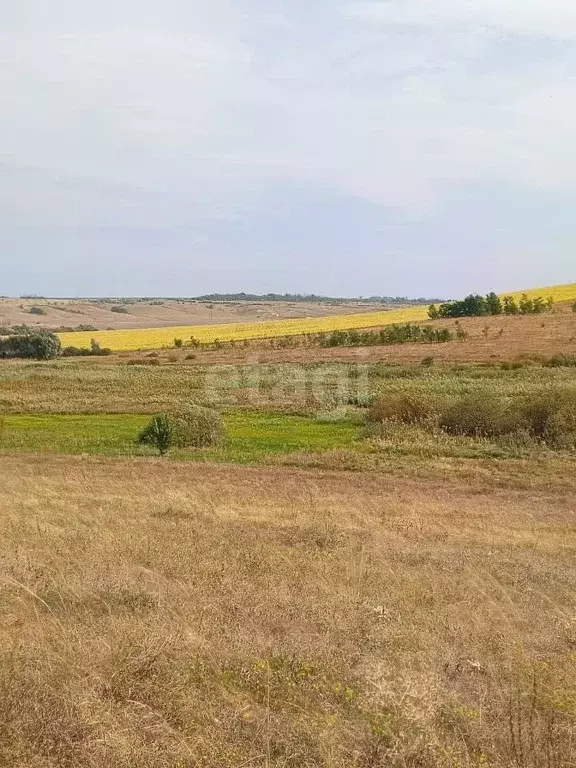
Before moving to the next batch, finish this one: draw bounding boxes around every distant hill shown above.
[189,292,442,305]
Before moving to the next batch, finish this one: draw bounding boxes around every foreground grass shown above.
[0,454,574,767]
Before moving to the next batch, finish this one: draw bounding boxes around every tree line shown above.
[428,293,553,319]
[317,324,453,348]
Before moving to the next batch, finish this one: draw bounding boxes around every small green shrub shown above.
[439,395,513,437]
[515,391,576,448]
[137,414,173,455]
[110,305,129,314]
[170,405,225,448]
[174,338,183,347]
[29,306,46,315]
[61,340,112,357]
[367,394,437,426]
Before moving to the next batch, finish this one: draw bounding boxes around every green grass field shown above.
[1,412,360,463]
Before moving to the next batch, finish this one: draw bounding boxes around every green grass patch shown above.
[1,412,360,464]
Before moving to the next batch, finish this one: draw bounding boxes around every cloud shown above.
[342,0,576,39]
[1,0,575,294]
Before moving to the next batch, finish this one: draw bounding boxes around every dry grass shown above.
[149,307,576,367]
[46,283,576,353]
[0,454,574,767]
[0,297,393,332]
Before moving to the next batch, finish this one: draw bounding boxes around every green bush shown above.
[439,395,514,437]
[61,340,112,357]
[0,330,61,360]
[170,405,226,448]
[367,393,437,426]
[137,414,173,455]
[515,391,576,448]
[110,305,129,314]
[29,306,46,315]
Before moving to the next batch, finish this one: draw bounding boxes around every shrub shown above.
[0,330,61,360]
[421,356,434,367]
[170,405,225,448]
[62,346,89,357]
[137,414,173,455]
[367,394,437,426]
[515,391,576,448]
[110,305,129,314]
[29,306,46,315]
[174,338,183,347]
[544,354,576,368]
[439,395,514,438]
[61,340,112,358]
[572,301,576,313]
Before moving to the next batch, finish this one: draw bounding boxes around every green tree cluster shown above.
[429,293,553,319]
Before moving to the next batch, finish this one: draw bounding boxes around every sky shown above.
[1,0,575,298]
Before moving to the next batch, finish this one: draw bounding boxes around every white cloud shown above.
[342,0,576,39]
[1,0,576,234]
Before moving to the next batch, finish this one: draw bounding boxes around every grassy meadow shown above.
[1,455,575,768]
[1,295,576,766]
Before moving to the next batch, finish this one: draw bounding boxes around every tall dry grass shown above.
[0,455,574,767]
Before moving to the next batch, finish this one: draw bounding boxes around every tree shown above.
[519,294,534,315]
[428,304,440,319]
[0,330,61,360]
[503,296,519,315]
[137,414,173,455]
[532,296,546,314]
[485,292,502,315]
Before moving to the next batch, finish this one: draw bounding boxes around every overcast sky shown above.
[1,0,575,298]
